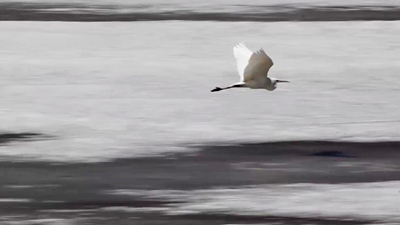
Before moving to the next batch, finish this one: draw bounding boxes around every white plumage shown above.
[212,42,288,92]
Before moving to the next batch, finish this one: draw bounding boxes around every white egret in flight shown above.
[211,43,289,92]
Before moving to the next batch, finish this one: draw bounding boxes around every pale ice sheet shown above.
[1,21,400,161]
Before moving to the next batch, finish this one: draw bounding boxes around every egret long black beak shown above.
[276,80,290,83]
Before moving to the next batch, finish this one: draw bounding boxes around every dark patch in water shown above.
[1,203,373,225]
[193,140,400,158]
[0,132,50,145]
[311,150,352,157]
[0,141,399,224]
[34,199,181,210]
[171,213,371,225]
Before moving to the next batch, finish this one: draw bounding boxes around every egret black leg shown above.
[211,87,223,92]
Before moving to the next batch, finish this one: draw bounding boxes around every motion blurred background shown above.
[0,0,400,224]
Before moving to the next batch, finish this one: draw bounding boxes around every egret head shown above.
[270,78,290,90]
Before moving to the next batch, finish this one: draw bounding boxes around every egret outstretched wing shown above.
[233,43,274,82]
[244,48,274,82]
[233,43,253,81]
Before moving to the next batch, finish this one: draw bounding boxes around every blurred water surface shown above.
[4,0,400,7]
[1,21,400,161]
[1,2,400,224]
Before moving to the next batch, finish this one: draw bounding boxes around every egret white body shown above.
[211,43,289,92]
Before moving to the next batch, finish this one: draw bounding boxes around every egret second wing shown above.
[233,43,253,81]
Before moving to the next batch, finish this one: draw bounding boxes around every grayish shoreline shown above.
[1,3,400,21]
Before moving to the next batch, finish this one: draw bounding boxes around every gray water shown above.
[1,21,400,162]
[4,0,400,7]
[1,1,400,224]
